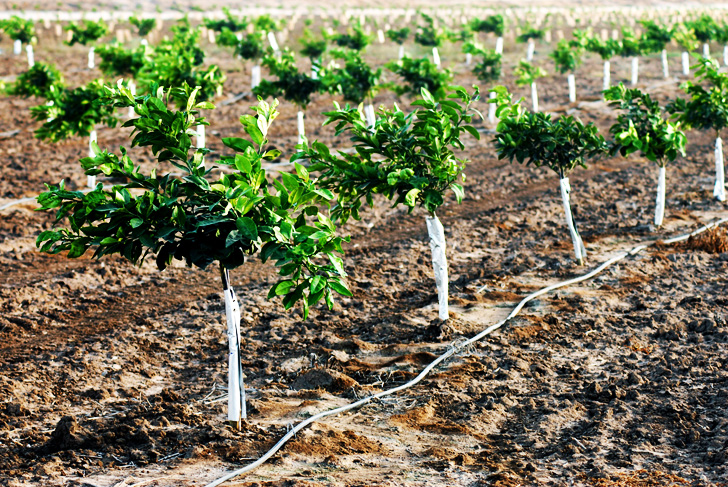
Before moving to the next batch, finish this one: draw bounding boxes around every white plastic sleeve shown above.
[495,36,503,55]
[465,52,472,66]
[655,165,666,227]
[267,31,280,52]
[224,286,245,422]
[724,45,728,67]
[567,74,576,103]
[251,65,261,90]
[631,56,639,86]
[398,45,404,60]
[560,177,586,264]
[703,43,710,58]
[426,215,449,321]
[682,52,689,75]
[297,110,305,145]
[87,130,97,188]
[661,49,669,79]
[488,91,497,124]
[432,47,441,67]
[715,137,726,202]
[88,46,95,69]
[603,60,611,91]
[526,38,535,61]
[531,82,539,113]
[13,39,21,55]
[377,29,385,44]
[365,103,376,127]
[25,44,34,68]
[196,124,205,149]
[128,81,136,117]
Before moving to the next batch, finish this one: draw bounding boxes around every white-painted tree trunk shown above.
[398,44,404,60]
[297,110,305,145]
[432,47,440,67]
[603,60,611,91]
[426,214,449,321]
[531,82,539,113]
[682,51,689,75]
[267,31,280,53]
[196,124,205,149]
[251,64,261,90]
[364,103,376,127]
[465,52,472,66]
[560,177,586,265]
[488,91,497,124]
[495,36,503,55]
[88,46,95,69]
[526,38,535,61]
[567,73,576,103]
[703,42,710,58]
[25,44,34,68]
[655,165,666,227]
[221,268,246,427]
[13,39,21,55]
[377,29,385,43]
[631,56,639,86]
[88,130,97,188]
[141,38,148,46]
[661,49,669,79]
[715,137,726,202]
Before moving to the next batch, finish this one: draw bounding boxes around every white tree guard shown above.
[703,43,710,58]
[426,215,449,321]
[603,60,611,91]
[495,36,503,55]
[560,177,586,264]
[398,45,404,60]
[377,29,385,44]
[531,82,539,113]
[724,45,728,66]
[251,65,261,90]
[88,47,95,69]
[88,130,97,188]
[432,47,440,67]
[13,39,21,55]
[297,110,305,145]
[631,56,639,86]
[488,91,497,124]
[715,137,726,202]
[141,38,148,46]
[364,103,376,127]
[196,124,206,149]
[26,44,34,68]
[567,74,576,103]
[682,52,689,75]
[223,276,246,424]
[661,50,669,79]
[655,165,666,227]
[526,39,535,61]
[267,31,280,53]
[465,52,472,66]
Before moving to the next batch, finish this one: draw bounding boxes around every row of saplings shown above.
[35,56,727,428]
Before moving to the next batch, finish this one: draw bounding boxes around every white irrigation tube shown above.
[203,215,728,487]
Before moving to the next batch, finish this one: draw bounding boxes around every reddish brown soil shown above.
[1,13,727,487]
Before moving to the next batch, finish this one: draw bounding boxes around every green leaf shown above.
[328,279,353,297]
[223,137,254,153]
[236,217,258,241]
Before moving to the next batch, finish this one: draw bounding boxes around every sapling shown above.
[322,49,382,126]
[667,57,728,201]
[414,13,450,67]
[203,7,248,33]
[299,28,328,79]
[516,26,544,62]
[463,43,501,122]
[298,86,481,321]
[673,25,699,75]
[65,19,109,69]
[254,48,322,144]
[386,27,410,60]
[638,20,673,79]
[129,15,157,39]
[329,21,372,52]
[491,85,608,265]
[6,62,64,99]
[385,56,454,100]
[686,14,718,59]
[585,36,620,90]
[550,38,584,103]
[469,14,504,55]
[36,83,351,428]
[217,28,267,89]
[605,83,687,227]
[619,28,643,86]
[514,60,546,112]
[0,16,36,57]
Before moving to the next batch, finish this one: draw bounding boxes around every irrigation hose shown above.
[204,216,728,487]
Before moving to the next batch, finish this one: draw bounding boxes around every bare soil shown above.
[1,14,727,487]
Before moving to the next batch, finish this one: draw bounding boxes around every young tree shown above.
[668,57,728,201]
[673,24,700,75]
[6,62,64,99]
[585,36,621,90]
[385,56,454,100]
[491,86,608,265]
[685,14,718,58]
[639,20,673,79]
[0,16,36,57]
[217,28,267,89]
[36,83,351,428]
[299,28,328,78]
[203,7,248,33]
[386,27,410,60]
[414,13,450,67]
[297,86,481,321]
[514,60,546,112]
[516,26,544,62]
[468,14,504,54]
[328,21,372,52]
[65,19,109,69]
[550,38,584,103]
[606,83,687,226]
[322,49,382,126]
[129,15,157,40]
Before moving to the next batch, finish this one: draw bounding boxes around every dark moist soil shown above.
[1,15,727,487]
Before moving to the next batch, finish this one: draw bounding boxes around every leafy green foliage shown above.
[217,28,267,60]
[253,14,280,33]
[254,49,321,110]
[329,22,371,51]
[203,7,247,32]
[685,14,718,43]
[129,16,156,37]
[491,85,608,178]
[0,16,36,43]
[386,27,410,45]
[385,56,453,99]
[672,24,700,52]
[638,20,672,53]
[7,62,64,99]
[296,87,481,221]
[138,19,225,107]
[299,28,327,61]
[96,43,149,78]
[31,79,117,142]
[414,13,449,48]
[463,44,501,83]
[36,84,351,319]
[322,50,382,104]
[550,38,583,74]
[605,83,686,166]
[619,28,643,57]
[667,57,728,136]
[468,15,504,37]
[585,36,621,60]
[516,27,544,44]
[514,60,546,86]
[65,19,109,46]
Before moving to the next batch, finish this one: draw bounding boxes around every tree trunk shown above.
[221,266,246,429]
[655,165,666,227]
[426,214,449,321]
[715,137,726,202]
[560,177,586,265]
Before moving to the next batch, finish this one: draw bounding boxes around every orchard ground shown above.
[1,6,728,487]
